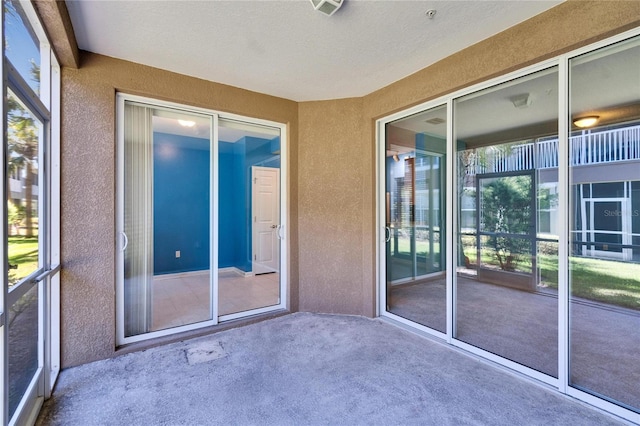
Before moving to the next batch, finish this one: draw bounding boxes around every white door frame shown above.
[581,196,631,261]
[116,93,289,344]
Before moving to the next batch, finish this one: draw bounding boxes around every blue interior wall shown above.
[153,132,280,275]
[153,132,210,275]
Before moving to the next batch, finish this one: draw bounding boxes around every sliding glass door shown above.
[378,31,640,421]
[568,35,640,411]
[217,119,283,320]
[453,66,559,378]
[117,95,287,344]
[383,104,447,333]
[119,101,215,340]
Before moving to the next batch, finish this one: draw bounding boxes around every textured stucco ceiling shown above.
[65,0,564,102]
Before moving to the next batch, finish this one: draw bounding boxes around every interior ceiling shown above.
[65,0,564,102]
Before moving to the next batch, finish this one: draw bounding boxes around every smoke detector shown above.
[310,0,343,16]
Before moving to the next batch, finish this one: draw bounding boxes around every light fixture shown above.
[178,119,196,128]
[393,154,400,162]
[573,115,599,128]
[511,93,532,109]
[310,0,343,16]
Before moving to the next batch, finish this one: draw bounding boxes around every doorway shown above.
[252,166,281,275]
[116,95,287,344]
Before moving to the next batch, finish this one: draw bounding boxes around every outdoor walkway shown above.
[37,313,624,425]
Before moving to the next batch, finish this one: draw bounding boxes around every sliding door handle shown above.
[120,231,129,252]
[385,227,391,243]
[276,225,284,240]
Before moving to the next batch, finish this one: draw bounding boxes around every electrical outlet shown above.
[175,250,181,258]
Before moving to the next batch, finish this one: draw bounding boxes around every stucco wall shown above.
[60,1,639,367]
[61,53,299,367]
[297,98,372,314]
[294,1,639,320]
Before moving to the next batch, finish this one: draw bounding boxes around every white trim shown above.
[219,267,255,278]
[115,95,126,344]
[119,319,219,346]
[375,119,385,317]
[219,305,285,323]
[556,53,569,395]
[153,270,210,281]
[446,97,454,344]
[210,112,219,326]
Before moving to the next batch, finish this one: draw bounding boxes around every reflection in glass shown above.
[8,285,39,419]
[455,67,559,377]
[4,0,40,94]
[7,90,41,288]
[569,35,640,410]
[385,105,446,332]
[123,103,212,336]
[218,119,281,316]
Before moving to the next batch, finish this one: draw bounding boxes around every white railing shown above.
[465,125,640,175]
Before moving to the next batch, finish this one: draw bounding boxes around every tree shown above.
[7,93,38,237]
[480,175,533,271]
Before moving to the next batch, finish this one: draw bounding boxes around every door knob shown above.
[271,224,278,229]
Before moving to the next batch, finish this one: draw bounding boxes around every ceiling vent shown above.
[310,0,343,16]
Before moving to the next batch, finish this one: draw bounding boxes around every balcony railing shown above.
[465,125,640,175]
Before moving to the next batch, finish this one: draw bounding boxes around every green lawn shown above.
[459,235,640,310]
[393,236,441,258]
[8,236,39,287]
[539,254,640,310]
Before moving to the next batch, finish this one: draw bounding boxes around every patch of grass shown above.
[8,236,38,287]
[539,255,640,310]
[394,237,441,258]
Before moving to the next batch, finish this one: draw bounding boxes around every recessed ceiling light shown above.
[573,116,599,128]
[178,119,196,128]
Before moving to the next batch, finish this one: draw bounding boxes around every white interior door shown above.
[252,166,280,274]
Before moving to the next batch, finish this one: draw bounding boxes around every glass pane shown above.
[7,90,41,287]
[4,0,40,94]
[455,66,559,377]
[123,103,213,336]
[385,105,447,332]
[8,284,39,419]
[218,119,281,316]
[569,35,640,411]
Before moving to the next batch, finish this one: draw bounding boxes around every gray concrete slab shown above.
[37,313,625,425]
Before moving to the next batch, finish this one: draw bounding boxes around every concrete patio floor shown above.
[37,313,626,425]
[389,275,640,410]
